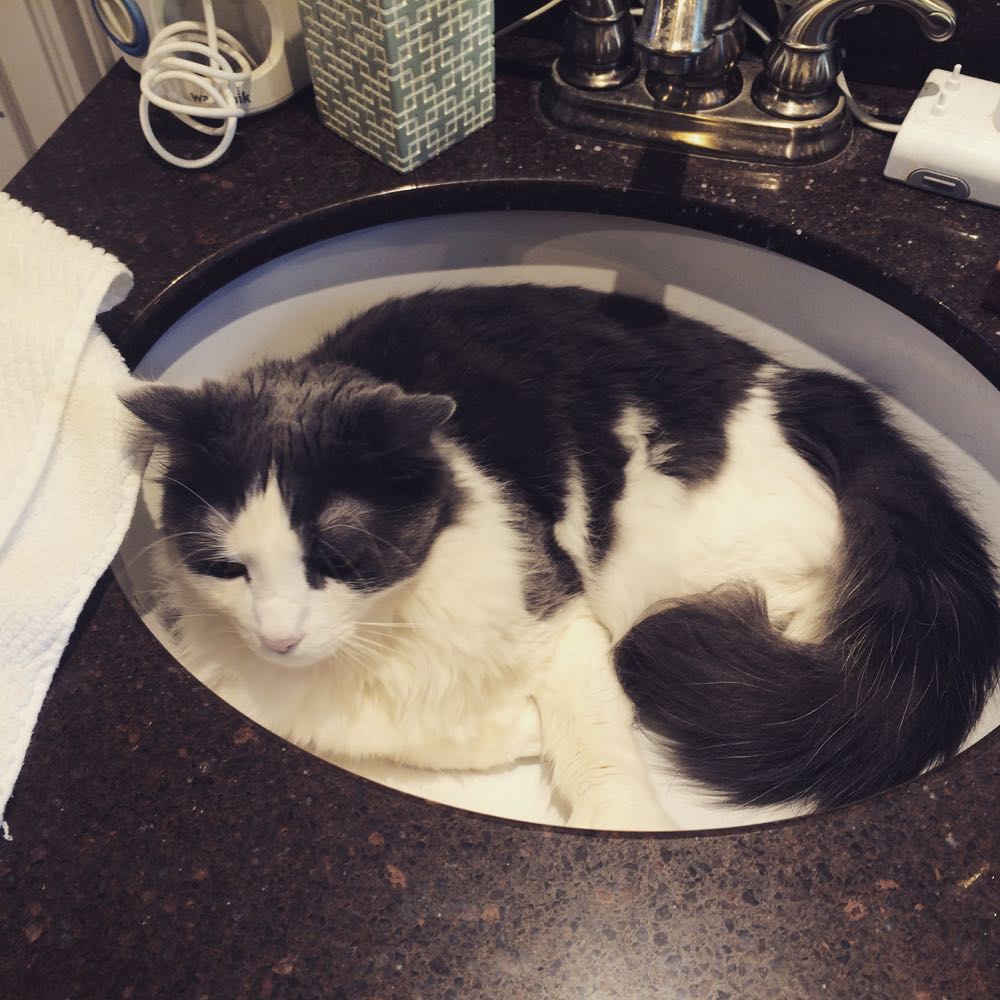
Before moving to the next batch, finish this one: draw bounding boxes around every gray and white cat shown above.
[124,284,1000,829]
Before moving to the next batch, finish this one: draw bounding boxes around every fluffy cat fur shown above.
[124,284,1000,829]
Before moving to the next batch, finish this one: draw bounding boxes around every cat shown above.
[124,284,1000,830]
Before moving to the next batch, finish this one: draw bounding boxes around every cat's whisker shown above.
[151,542,234,579]
[122,530,223,570]
[339,631,394,660]
[352,620,419,630]
[337,634,393,668]
[341,631,392,653]
[157,474,231,529]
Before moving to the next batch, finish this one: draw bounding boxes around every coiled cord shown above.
[138,0,254,169]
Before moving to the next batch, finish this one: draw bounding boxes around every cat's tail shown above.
[614,370,1000,809]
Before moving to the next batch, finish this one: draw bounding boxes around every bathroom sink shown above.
[113,210,1000,831]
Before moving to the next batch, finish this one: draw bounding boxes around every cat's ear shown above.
[375,385,456,436]
[347,384,456,451]
[121,384,212,446]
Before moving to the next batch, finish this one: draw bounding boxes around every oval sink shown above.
[113,210,1000,830]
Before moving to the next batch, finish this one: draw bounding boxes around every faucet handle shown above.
[753,0,957,120]
[556,0,638,91]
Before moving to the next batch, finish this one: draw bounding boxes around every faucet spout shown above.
[753,0,957,119]
[634,0,734,74]
[635,0,745,108]
[777,0,955,48]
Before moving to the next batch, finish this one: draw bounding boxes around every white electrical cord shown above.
[138,0,254,169]
[495,0,566,39]
[835,73,901,133]
[741,10,773,45]
[494,1,645,40]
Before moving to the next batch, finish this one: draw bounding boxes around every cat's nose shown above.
[260,634,303,655]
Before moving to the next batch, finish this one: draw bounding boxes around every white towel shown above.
[0,193,141,833]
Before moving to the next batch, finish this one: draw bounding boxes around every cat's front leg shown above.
[533,604,672,831]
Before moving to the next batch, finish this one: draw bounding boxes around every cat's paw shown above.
[567,799,672,832]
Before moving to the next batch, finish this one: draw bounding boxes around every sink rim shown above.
[119,183,993,386]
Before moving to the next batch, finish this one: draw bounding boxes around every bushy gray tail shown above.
[614,371,1000,808]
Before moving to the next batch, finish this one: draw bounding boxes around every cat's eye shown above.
[318,555,361,580]
[313,550,366,583]
[200,559,248,580]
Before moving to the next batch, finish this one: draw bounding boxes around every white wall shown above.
[0,1,117,187]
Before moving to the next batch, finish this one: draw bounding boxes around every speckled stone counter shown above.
[2,34,998,999]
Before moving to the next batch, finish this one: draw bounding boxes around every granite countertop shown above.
[2,35,999,1000]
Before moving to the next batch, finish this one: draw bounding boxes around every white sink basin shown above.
[114,210,1000,830]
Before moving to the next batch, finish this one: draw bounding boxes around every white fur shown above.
[176,474,375,665]
[158,371,843,830]
[577,381,841,644]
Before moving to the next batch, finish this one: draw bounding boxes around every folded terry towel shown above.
[0,192,140,833]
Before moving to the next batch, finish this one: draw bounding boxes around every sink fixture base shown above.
[540,59,853,165]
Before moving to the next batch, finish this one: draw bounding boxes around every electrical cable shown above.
[741,10,772,44]
[493,1,647,40]
[495,0,566,39]
[835,73,901,133]
[138,0,254,169]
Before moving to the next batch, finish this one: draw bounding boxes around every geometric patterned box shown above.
[297,0,495,173]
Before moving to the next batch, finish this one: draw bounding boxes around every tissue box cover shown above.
[298,0,495,173]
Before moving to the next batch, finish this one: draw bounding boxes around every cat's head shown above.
[124,360,456,667]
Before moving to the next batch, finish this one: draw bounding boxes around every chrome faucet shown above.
[634,0,728,73]
[635,0,745,110]
[541,0,957,163]
[754,0,956,118]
